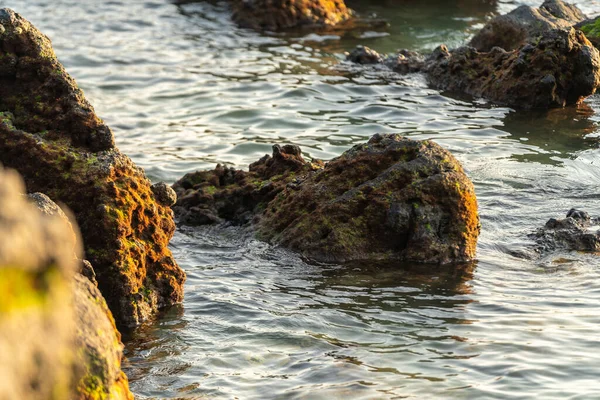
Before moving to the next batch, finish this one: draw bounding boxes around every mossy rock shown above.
[0,8,185,327]
[174,134,480,265]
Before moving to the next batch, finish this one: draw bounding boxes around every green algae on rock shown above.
[0,8,185,327]
[174,134,479,265]
[0,167,134,400]
[576,17,600,49]
[231,0,352,31]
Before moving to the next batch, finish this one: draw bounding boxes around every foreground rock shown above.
[174,134,480,265]
[530,209,600,254]
[0,8,185,327]
[469,0,586,52]
[231,0,352,31]
[346,28,600,109]
[0,167,133,400]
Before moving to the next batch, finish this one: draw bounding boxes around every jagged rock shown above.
[469,0,586,52]
[347,45,384,64]
[426,28,600,109]
[173,143,322,226]
[0,167,134,400]
[231,0,352,31]
[0,8,185,327]
[174,134,479,265]
[531,209,600,254]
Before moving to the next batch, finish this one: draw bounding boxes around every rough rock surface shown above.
[530,209,600,254]
[0,167,134,400]
[347,28,600,109]
[231,0,352,31]
[0,8,185,327]
[426,28,600,109]
[174,134,479,265]
[469,0,586,52]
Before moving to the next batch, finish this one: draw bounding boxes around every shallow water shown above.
[6,0,600,398]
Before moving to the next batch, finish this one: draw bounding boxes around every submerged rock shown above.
[469,0,586,52]
[0,8,185,327]
[531,209,600,254]
[174,134,479,265]
[231,0,352,31]
[0,167,133,400]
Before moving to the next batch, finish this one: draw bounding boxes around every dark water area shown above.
[4,0,600,398]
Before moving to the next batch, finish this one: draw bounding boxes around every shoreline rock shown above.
[174,134,480,265]
[0,8,185,327]
[530,209,600,254]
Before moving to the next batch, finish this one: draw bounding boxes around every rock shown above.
[174,134,480,265]
[151,181,177,207]
[231,0,352,31]
[425,28,600,109]
[0,8,185,327]
[73,274,134,400]
[530,209,600,253]
[173,143,321,226]
[469,0,586,52]
[576,16,600,49]
[0,167,134,400]
[347,45,384,64]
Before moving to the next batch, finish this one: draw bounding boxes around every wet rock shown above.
[173,143,321,226]
[530,209,600,253]
[151,181,177,207]
[425,28,600,109]
[231,0,352,31]
[174,134,479,265]
[347,45,384,64]
[469,0,586,52]
[0,8,185,327]
[0,167,134,400]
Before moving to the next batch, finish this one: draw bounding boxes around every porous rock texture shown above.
[0,167,133,400]
[231,0,352,31]
[174,134,480,265]
[576,16,600,49]
[426,28,600,109]
[0,8,185,327]
[469,0,586,52]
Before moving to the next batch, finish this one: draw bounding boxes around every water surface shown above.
[5,0,600,398]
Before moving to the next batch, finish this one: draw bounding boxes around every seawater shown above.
[4,0,600,398]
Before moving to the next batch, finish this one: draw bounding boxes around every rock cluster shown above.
[531,209,600,254]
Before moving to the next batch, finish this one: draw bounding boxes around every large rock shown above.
[426,28,600,109]
[174,134,480,265]
[231,0,352,31]
[469,0,586,52]
[347,28,600,109]
[0,8,185,327]
[0,167,134,400]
